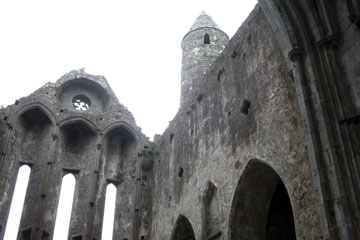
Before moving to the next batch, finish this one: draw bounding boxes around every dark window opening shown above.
[204,33,210,44]
[216,66,224,82]
[178,167,184,177]
[235,161,240,169]
[240,99,251,115]
[231,50,238,58]
[170,133,174,143]
[42,231,50,240]
[21,228,32,240]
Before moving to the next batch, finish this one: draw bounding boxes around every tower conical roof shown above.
[188,11,220,32]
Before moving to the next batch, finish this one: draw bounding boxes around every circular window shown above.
[72,95,91,111]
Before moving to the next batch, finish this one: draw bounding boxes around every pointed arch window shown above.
[101,184,117,240]
[204,33,210,44]
[3,165,31,240]
[53,174,76,240]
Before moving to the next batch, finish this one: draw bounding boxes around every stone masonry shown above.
[0,1,359,240]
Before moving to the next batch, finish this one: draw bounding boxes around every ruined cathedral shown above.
[1,1,360,239]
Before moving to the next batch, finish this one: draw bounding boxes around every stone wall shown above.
[0,70,150,240]
[151,7,322,240]
[0,1,359,239]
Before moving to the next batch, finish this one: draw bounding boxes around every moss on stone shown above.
[245,32,251,42]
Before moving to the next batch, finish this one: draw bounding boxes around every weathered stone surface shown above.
[0,70,149,240]
[152,8,321,240]
[1,1,360,240]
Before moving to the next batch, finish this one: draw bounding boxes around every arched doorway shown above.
[229,159,296,240]
[171,215,196,240]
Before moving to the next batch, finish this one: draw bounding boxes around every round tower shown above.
[181,11,229,107]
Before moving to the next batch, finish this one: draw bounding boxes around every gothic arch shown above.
[102,123,139,178]
[228,159,296,240]
[103,121,141,144]
[9,102,56,127]
[95,124,139,239]
[57,119,98,238]
[170,214,196,240]
[0,104,55,239]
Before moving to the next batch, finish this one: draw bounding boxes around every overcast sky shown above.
[0,0,257,139]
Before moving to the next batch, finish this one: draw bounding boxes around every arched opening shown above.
[104,126,136,177]
[229,159,296,240]
[204,33,210,44]
[170,215,196,240]
[3,165,31,240]
[53,174,76,240]
[99,126,137,239]
[60,121,96,156]
[14,107,53,163]
[0,107,53,239]
[101,184,117,240]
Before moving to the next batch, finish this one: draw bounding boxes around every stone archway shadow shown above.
[170,214,196,240]
[228,159,296,240]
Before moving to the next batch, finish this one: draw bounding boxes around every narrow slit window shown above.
[101,184,117,240]
[53,174,76,240]
[4,165,31,240]
[204,33,210,44]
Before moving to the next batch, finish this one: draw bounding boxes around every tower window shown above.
[204,33,210,44]
[178,167,184,177]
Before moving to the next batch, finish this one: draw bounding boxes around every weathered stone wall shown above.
[0,1,359,239]
[336,1,360,114]
[0,70,150,240]
[151,7,322,240]
[259,0,360,237]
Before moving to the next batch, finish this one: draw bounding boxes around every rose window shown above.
[72,95,91,111]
